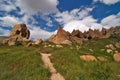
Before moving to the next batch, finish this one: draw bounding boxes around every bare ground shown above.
[40,53,65,80]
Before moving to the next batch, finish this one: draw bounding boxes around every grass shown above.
[0,38,120,80]
[0,45,50,80]
[50,38,120,80]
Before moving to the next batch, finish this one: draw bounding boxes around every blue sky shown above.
[0,0,120,40]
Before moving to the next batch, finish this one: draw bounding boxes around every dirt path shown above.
[40,53,65,80]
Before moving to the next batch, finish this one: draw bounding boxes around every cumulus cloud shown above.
[63,17,103,33]
[55,7,93,24]
[0,27,10,36]
[101,12,120,27]
[16,0,59,15]
[0,16,20,27]
[55,7,103,33]
[0,0,17,12]
[63,20,89,33]
[29,26,55,40]
[93,0,120,5]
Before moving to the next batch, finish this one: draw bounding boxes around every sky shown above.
[0,0,120,40]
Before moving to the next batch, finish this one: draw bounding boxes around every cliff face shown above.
[50,25,120,44]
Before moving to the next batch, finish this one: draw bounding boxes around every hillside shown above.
[0,37,120,80]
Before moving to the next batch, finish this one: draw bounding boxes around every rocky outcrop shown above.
[49,25,120,45]
[49,24,70,44]
[2,24,30,46]
[10,24,30,39]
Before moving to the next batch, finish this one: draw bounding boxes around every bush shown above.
[109,34,120,41]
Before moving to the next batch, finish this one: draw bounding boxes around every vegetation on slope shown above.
[0,46,49,80]
[49,38,120,80]
[0,38,120,80]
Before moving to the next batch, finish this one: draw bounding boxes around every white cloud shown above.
[29,26,55,40]
[63,20,89,33]
[101,12,120,27]
[55,7,102,33]
[0,16,20,27]
[90,23,103,31]
[0,27,10,36]
[0,0,16,12]
[93,0,120,5]
[63,16,102,33]
[55,7,93,24]
[16,0,59,15]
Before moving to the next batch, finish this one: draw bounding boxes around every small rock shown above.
[97,57,107,61]
[89,49,94,52]
[115,51,118,53]
[106,44,116,50]
[115,43,120,48]
[56,45,63,48]
[106,49,113,54]
[100,49,105,51]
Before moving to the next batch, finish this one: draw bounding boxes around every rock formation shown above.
[10,24,30,39]
[49,24,71,44]
[3,24,30,46]
[49,24,120,45]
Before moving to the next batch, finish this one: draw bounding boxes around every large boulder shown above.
[113,53,120,62]
[3,24,30,46]
[80,55,97,61]
[49,24,70,44]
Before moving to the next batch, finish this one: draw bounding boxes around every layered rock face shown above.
[49,25,120,45]
[3,24,30,46]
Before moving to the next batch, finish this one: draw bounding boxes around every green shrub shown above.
[109,34,120,41]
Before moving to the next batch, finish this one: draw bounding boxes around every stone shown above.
[89,49,94,52]
[80,55,97,61]
[106,49,113,54]
[56,45,63,48]
[106,44,116,50]
[100,49,105,51]
[113,53,120,62]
